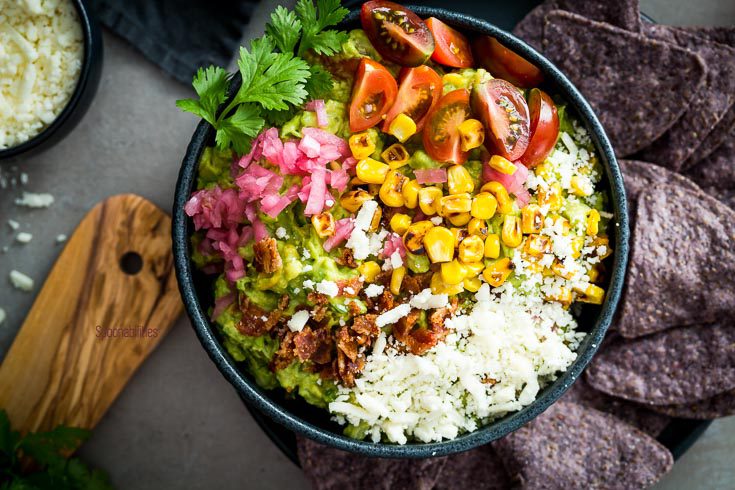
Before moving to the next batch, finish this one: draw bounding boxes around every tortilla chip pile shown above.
[297,2,734,488]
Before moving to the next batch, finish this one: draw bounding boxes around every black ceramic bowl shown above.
[0,0,103,162]
[173,5,629,459]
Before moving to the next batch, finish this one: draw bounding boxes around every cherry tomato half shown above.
[349,59,398,132]
[471,79,530,161]
[425,17,474,68]
[520,89,559,168]
[423,89,472,165]
[383,65,442,132]
[361,1,435,67]
[472,36,544,88]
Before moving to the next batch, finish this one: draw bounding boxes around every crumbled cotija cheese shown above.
[9,270,34,291]
[0,0,83,149]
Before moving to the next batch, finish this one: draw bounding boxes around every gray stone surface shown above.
[0,1,733,489]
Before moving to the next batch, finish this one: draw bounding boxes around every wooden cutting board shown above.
[0,194,182,436]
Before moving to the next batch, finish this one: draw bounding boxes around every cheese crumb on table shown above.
[14,192,55,208]
[0,307,6,326]
[15,232,32,243]
[9,270,34,291]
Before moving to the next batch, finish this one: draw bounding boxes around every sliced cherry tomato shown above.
[472,36,544,88]
[425,17,473,68]
[423,89,472,165]
[520,88,559,168]
[383,66,442,132]
[361,1,435,67]
[471,79,530,161]
[349,58,398,132]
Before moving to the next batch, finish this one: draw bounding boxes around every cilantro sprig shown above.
[177,0,349,155]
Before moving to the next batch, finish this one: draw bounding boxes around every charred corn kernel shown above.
[369,206,382,232]
[448,212,471,226]
[439,193,472,215]
[403,220,434,255]
[546,287,572,308]
[484,233,500,258]
[447,165,475,195]
[570,236,585,259]
[458,234,484,263]
[382,143,410,169]
[350,176,367,186]
[387,113,417,142]
[574,284,605,305]
[418,186,443,215]
[501,215,523,248]
[311,212,336,238]
[570,175,593,197]
[458,119,485,152]
[521,204,543,234]
[356,158,390,184]
[589,236,612,259]
[349,132,376,160]
[483,258,514,287]
[588,265,601,283]
[538,182,562,211]
[441,259,467,285]
[481,181,513,214]
[463,276,482,292]
[523,234,551,258]
[488,155,517,175]
[468,218,488,239]
[586,209,600,236]
[471,192,497,220]
[340,190,373,213]
[390,266,406,295]
[551,259,574,280]
[430,271,464,295]
[358,261,381,283]
[463,261,485,277]
[524,261,544,274]
[390,213,412,235]
[424,226,455,263]
[549,214,571,235]
[368,183,382,195]
[534,162,552,179]
[450,227,468,246]
[442,72,466,87]
[379,170,408,207]
[402,179,420,209]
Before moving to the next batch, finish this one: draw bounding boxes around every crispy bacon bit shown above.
[253,237,282,273]
[335,349,365,388]
[337,277,363,298]
[278,294,290,310]
[336,326,359,362]
[347,300,362,317]
[351,314,380,346]
[401,272,433,295]
[272,331,296,371]
[307,292,329,305]
[377,290,395,313]
[236,299,271,336]
[335,248,358,268]
[312,304,328,322]
[293,326,332,364]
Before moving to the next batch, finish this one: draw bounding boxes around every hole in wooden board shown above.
[120,251,143,275]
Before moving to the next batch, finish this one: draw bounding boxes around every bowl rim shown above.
[0,0,101,160]
[172,5,629,459]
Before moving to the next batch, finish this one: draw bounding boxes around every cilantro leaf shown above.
[176,66,229,126]
[296,0,349,57]
[266,6,302,54]
[19,426,90,468]
[304,64,335,100]
[216,104,264,155]
[235,36,310,111]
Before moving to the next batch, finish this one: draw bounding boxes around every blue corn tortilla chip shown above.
[636,25,735,170]
[620,159,701,211]
[492,401,673,489]
[513,0,641,50]
[562,377,671,437]
[685,125,735,195]
[618,183,735,337]
[433,445,510,490]
[297,437,447,490]
[541,11,706,157]
[650,389,735,419]
[586,323,735,406]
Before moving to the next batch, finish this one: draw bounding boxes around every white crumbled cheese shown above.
[430,216,443,225]
[56,234,67,243]
[0,307,5,326]
[389,251,403,269]
[316,280,339,297]
[375,303,411,328]
[364,283,384,298]
[287,310,310,332]
[7,219,19,230]
[15,192,54,208]
[9,270,34,291]
[344,286,355,295]
[345,201,390,260]
[331,283,582,444]
[409,288,449,310]
[354,200,378,231]
[302,264,313,273]
[20,172,28,185]
[275,227,289,239]
[302,279,315,290]
[0,1,83,149]
[302,248,311,260]
[15,232,32,243]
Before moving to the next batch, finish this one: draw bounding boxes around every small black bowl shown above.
[173,6,629,459]
[0,0,103,162]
